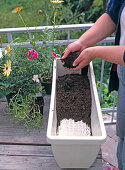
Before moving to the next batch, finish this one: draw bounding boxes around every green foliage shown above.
[62,0,103,23]
[8,93,43,131]
[0,46,45,99]
[85,0,104,22]
[0,0,86,29]
[55,0,86,25]
[0,0,103,44]
[93,58,111,83]
[0,0,45,28]
[97,81,118,108]
[40,70,53,82]
[0,44,46,131]
[93,57,117,109]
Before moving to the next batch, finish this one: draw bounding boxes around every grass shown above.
[0,0,93,29]
[0,0,50,28]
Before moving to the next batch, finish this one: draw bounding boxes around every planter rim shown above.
[47,133,107,144]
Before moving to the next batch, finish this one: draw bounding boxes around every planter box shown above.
[47,58,107,168]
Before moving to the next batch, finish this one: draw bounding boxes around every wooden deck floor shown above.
[0,95,111,170]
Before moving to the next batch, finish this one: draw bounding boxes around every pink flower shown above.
[52,52,58,59]
[26,49,38,59]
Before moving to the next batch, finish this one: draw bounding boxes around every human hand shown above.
[61,39,87,59]
[71,47,95,70]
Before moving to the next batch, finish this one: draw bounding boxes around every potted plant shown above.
[10,3,62,95]
[40,70,52,95]
[47,58,107,168]
[0,45,46,131]
[0,1,62,130]
[40,52,58,94]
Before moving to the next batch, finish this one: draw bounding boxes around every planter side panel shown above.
[52,144,100,168]
[88,67,102,136]
[88,63,106,138]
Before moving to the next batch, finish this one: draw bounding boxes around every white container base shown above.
[52,144,100,168]
[47,59,107,168]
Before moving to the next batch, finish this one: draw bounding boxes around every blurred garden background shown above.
[0,0,106,28]
[0,0,116,108]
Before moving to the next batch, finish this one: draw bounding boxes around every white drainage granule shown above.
[57,119,91,136]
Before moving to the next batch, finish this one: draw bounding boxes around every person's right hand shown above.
[61,39,87,59]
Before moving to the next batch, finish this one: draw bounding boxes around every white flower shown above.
[0,48,7,58]
[0,49,2,58]
[50,0,64,4]
[32,75,40,83]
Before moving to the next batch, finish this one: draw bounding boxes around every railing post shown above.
[29,32,32,42]
[7,33,13,43]
[0,35,2,48]
[48,30,52,73]
[99,59,105,103]
[111,91,117,122]
[67,30,70,41]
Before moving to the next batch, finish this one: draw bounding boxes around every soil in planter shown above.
[56,74,92,133]
[61,51,89,76]
[56,51,91,133]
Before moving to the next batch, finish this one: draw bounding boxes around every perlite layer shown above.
[57,119,91,136]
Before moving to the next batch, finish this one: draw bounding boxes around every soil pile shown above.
[61,51,80,68]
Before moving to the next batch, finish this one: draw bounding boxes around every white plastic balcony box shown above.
[47,58,107,168]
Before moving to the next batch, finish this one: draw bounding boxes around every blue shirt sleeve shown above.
[105,0,123,25]
[123,52,125,63]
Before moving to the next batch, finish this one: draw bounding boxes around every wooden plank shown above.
[0,144,104,169]
[0,155,60,170]
[0,95,50,145]
[0,144,60,170]
[0,144,106,170]
[0,145,58,170]
[0,156,106,170]
[0,145,53,156]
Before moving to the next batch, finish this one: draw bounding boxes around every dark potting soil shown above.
[56,74,91,131]
[61,51,80,68]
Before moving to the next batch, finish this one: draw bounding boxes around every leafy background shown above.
[0,0,106,28]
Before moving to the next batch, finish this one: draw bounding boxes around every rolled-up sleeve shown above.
[105,0,123,25]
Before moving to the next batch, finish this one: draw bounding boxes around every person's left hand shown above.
[70,47,95,70]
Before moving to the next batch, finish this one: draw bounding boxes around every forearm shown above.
[90,46,125,65]
[72,45,125,70]
[79,13,116,48]
[62,13,117,60]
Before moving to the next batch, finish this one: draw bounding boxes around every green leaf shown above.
[30,41,35,46]
[45,27,48,32]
